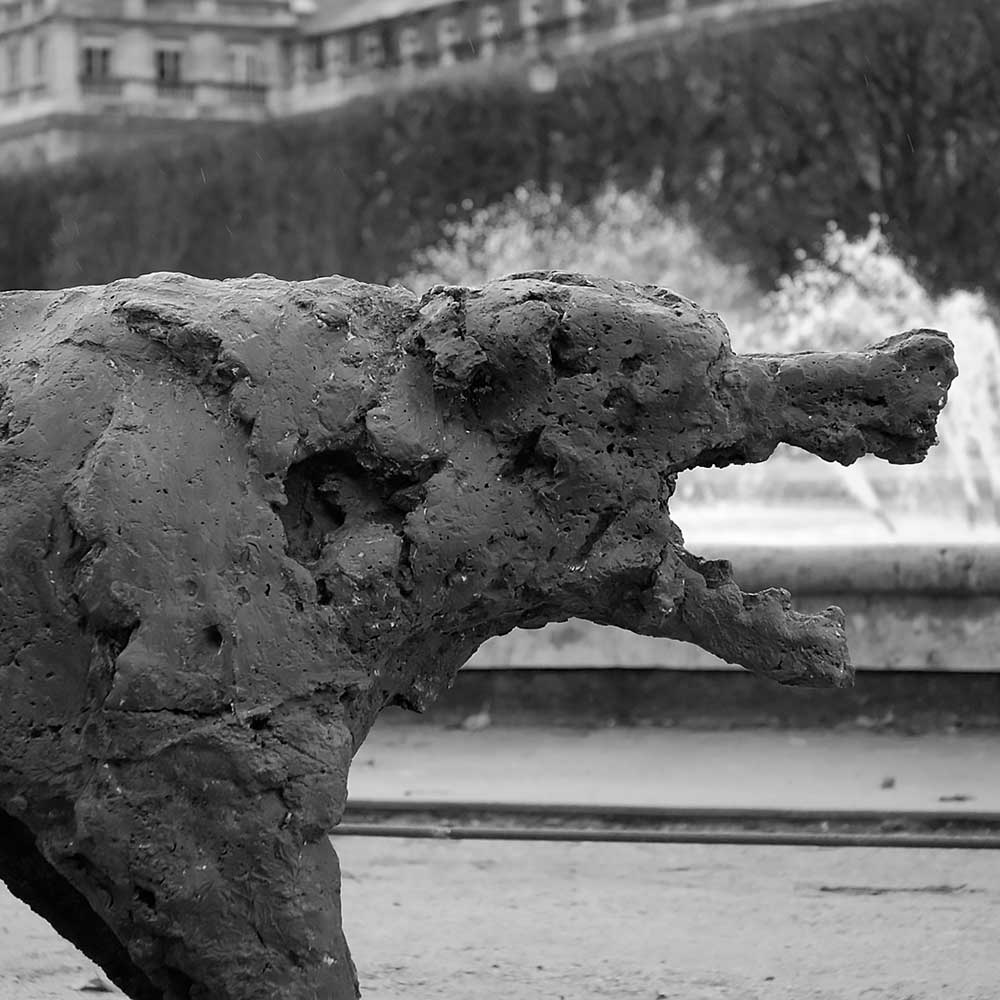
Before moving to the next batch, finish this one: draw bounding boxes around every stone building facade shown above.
[0,0,294,167]
[0,0,822,168]
[280,0,646,116]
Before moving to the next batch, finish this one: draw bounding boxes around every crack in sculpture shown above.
[0,271,956,999]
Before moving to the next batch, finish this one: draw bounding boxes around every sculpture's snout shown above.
[734,329,957,465]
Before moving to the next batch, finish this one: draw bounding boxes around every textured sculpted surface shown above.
[0,271,955,999]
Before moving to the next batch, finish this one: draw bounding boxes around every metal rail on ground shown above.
[335,799,1000,850]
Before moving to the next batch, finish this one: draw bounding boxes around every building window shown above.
[308,36,324,74]
[155,48,183,85]
[228,43,263,85]
[324,36,346,73]
[359,30,383,68]
[7,39,21,89]
[81,45,112,81]
[437,16,462,49]
[480,6,503,38]
[520,0,542,27]
[398,25,423,61]
[34,34,45,80]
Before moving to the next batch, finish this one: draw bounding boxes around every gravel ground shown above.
[4,839,996,999]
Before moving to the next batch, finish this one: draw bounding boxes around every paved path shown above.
[4,839,998,999]
[339,838,999,1000]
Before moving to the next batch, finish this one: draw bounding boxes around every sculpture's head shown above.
[385,271,954,655]
[407,270,733,482]
[383,273,728,628]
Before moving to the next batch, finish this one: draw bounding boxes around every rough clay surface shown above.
[0,271,956,999]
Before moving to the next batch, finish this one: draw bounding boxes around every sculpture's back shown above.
[0,271,956,999]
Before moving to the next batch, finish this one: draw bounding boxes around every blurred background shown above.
[2,8,1000,993]
[1,0,998,542]
[1,0,998,710]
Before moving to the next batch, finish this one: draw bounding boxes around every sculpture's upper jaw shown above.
[726,329,957,467]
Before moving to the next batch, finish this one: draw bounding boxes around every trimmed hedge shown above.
[2,0,998,296]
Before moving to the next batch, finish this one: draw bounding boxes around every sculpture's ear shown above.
[402,284,555,399]
[400,287,495,396]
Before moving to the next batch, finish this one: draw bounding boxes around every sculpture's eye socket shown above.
[549,329,597,377]
[201,625,224,650]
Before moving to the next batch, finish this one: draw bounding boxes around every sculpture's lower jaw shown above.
[600,547,855,690]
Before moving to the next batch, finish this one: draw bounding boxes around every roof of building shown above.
[305,0,456,33]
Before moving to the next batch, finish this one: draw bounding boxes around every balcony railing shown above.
[293,0,841,96]
[217,0,286,19]
[69,0,129,17]
[59,0,295,20]
[144,0,198,16]
[217,81,269,105]
[156,79,196,99]
[80,77,125,97]
[0,81,49,103]
[71,75,273,117]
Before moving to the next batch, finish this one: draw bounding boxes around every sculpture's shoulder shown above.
[0,271,420,382]
[0,273,426,551]
[93,272,419,382]
[0,286,99,361]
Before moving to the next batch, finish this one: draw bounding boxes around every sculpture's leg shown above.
[2,720,360,1000]
[0,807,164,1000]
